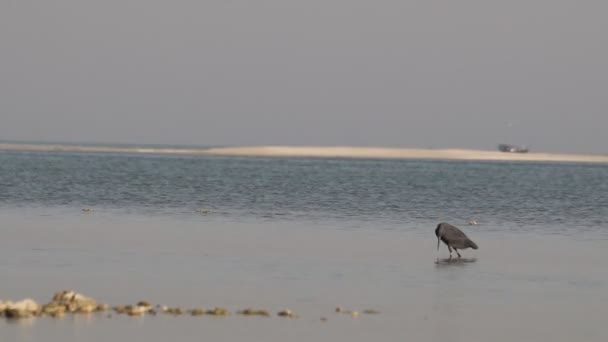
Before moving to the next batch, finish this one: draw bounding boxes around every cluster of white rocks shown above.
[2,290,379,321]
[1,291,106,319]
[0,291,296,320]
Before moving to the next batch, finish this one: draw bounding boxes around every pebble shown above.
[189,308,205,316]
[135,301,153,313]
[52,290,99,314]
[113,306,128,314]
[206,307,230,316]
[96,304,110,311]
[126,306,147,316]
[3,299,40,319]
[137,301,151,307]
[236,308,270,317]
[77,304,96,314]
[165,307,184,315]
[277,309,298,318]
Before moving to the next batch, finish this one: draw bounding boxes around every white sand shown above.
[2,143,608,163]
[205,146,608,163]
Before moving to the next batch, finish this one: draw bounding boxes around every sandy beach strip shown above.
[205,146,608,163]
[1,143,608,163]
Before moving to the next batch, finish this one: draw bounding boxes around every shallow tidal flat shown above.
[2,209,607,342]
[2,143,608,163]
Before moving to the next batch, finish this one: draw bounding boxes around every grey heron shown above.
[435,222,478,258]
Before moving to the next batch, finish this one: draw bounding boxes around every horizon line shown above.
[1,142,608,164]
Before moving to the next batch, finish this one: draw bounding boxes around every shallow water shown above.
[2,151,608,233]
[1,151,607,341]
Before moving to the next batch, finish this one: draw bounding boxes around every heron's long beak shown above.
[437,237,441,251]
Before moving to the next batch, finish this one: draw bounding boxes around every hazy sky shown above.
[1,1,607,153]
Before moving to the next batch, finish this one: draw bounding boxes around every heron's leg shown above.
[455,249,461,258]
[447,245,453,257]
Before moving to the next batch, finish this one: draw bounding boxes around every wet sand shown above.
[2,143,608,163]
[1,208,607,341]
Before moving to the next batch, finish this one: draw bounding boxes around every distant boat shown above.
[498,144,529,153]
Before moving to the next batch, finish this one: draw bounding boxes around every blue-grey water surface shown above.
[1,150,607,235]
[1,150,607,342]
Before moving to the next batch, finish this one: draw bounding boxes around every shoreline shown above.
[204,146,608,163]
[1,143,608,163]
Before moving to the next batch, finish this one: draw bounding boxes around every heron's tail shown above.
[466,239,478,250]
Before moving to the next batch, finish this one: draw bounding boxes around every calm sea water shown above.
[1,150,607,236]
[1,150,607,342]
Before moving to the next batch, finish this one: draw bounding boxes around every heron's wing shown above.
[448,238,471,249]
[441,224,469,240]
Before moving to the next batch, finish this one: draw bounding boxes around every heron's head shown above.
[435,223,443,238]
[435,223,444,250]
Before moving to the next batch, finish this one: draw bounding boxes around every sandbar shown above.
[1,143,608,163]
[200,146,608,163]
